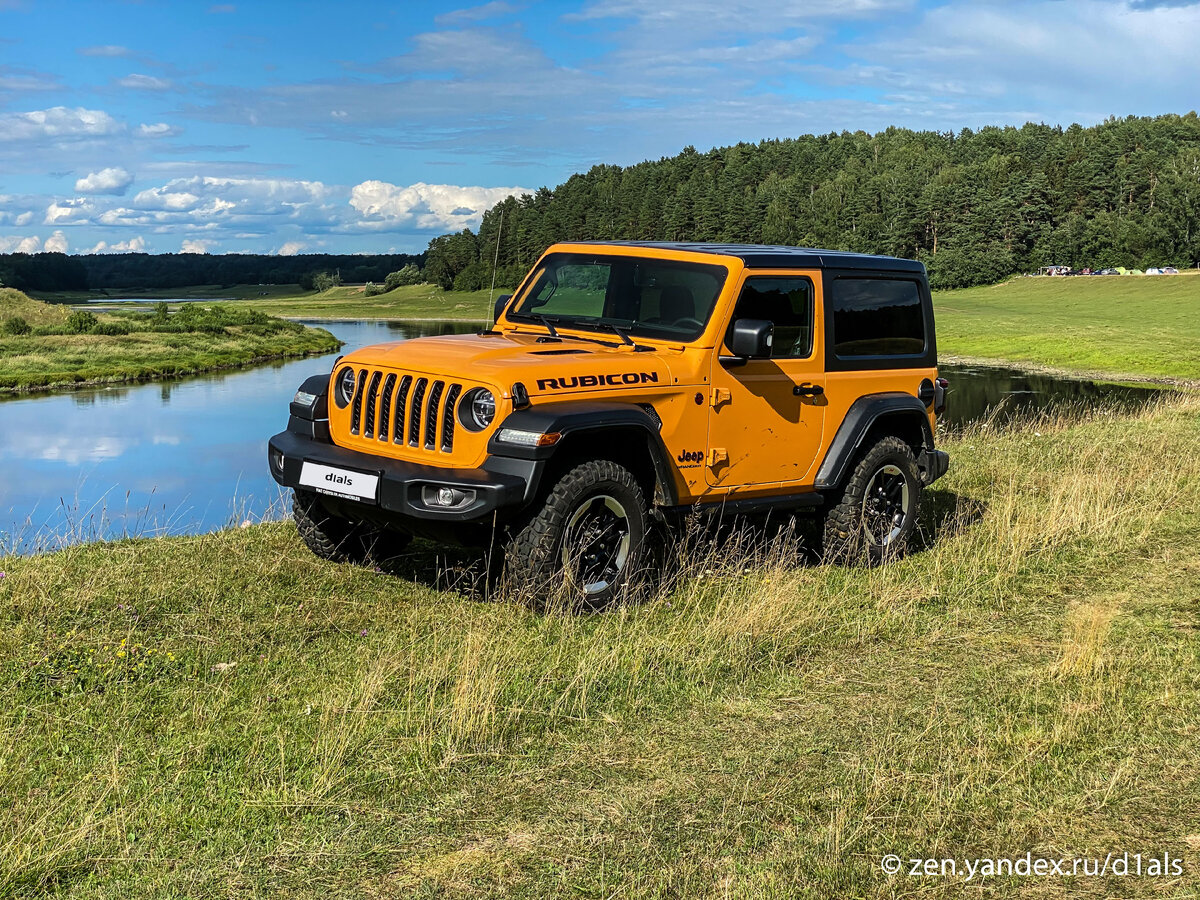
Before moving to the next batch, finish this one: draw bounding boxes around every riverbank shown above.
[35,282,498,322]
[0,290,340,394]
[2,394,1199,894]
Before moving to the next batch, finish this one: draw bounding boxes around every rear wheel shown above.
[292,490,410,565]
[505,460,648,609]
[822,436,921,564]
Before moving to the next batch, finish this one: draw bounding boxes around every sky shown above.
[1,0,1198,257]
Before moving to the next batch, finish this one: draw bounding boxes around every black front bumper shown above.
[268,424,541,524]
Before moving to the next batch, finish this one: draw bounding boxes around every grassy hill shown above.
[0,287,71,328]
[2,395,1199,894]
[0,289,340,393]
[934,273,1200,383]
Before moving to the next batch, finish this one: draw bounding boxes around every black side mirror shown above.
[729,318,773,359]
[493,293,512,321]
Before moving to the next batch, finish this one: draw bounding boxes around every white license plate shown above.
[299,462,379,503]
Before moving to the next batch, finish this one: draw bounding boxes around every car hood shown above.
[341,330,678,399]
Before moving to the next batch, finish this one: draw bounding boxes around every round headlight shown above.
[334,366,356,408]
[460,388,496,431]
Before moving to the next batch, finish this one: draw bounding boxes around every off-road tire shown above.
[822,436,922,565]
[292,489,410,565]
[505,460,648,610]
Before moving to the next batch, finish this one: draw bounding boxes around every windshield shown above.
[507,252,728,341]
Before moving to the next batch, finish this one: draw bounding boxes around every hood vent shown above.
[529,348,589,355]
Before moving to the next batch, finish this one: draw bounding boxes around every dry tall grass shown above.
[1,393,1198,895]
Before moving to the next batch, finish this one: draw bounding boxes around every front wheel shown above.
[292,490,410,566]
[822,436,922,565]
[505,460,648,609]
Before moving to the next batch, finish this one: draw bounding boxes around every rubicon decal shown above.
[536,372,660,390]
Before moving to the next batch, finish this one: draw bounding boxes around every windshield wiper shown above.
[517,314,645,349]
[599,322,634,346]
[531,314,561,339]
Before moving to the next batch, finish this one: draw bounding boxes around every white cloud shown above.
[118,73,172,91]
[88,236,146,253]
[841,0,1200,122]
[44,198,95,225]
[137,122,182,138]
[349,180,528,231]
[0,66,61,92]
[79,45,131,57]
[0,235,42,253]
[75,167,134,195]
[0,107,122,143]
[434,1,520,26]
[134,186,202,211]
[15,211,33,226]
[43,230,68,253]
[128,176,336,228]
[277,241,305,255]
[181,239,213,253]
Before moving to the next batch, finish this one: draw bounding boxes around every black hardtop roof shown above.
[561,241,926,274]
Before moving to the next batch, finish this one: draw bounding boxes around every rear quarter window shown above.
[831,278,926,358]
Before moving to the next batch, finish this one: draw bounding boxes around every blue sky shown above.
[1,0,1198,256]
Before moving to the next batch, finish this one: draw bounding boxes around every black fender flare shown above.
[486,401,678,505]
[814,392,934,491]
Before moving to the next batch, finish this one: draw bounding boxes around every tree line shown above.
[424,113,1200,291]
[0,252,424,294]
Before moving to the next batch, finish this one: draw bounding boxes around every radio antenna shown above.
[487,206,504,327]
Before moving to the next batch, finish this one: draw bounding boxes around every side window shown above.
[831,278,925,358]
[730,276,814,359]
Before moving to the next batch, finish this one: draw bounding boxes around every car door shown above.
[706,270,826,489]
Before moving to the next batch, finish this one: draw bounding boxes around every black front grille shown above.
[408,378,428,446]
[363,371,382,438]
[441,384,461,452]
[392,375,412,443]
[424,381,444,449]
[349,367,368,435]
[347,369,465,454]
[378,374,396,442]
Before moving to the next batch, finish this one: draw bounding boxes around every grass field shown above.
[2,395,1199,896]
[934,273,1200,383]
[237,282,499,321]
[0,290,340,394]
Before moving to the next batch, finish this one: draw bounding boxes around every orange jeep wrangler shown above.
[269,242,948,604]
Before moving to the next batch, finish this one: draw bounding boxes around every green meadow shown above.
[934,273,1200,383]
[0,289,339,394]
[2,395,1200,896]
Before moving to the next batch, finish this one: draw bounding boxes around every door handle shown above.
[793,383,824,397]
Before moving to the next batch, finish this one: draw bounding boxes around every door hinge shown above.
[708,447,728,468]
[710,387,731,408]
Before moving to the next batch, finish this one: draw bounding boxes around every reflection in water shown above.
[0,320,479,553]
[937,364,1162,428]
[0,321,1164,554]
